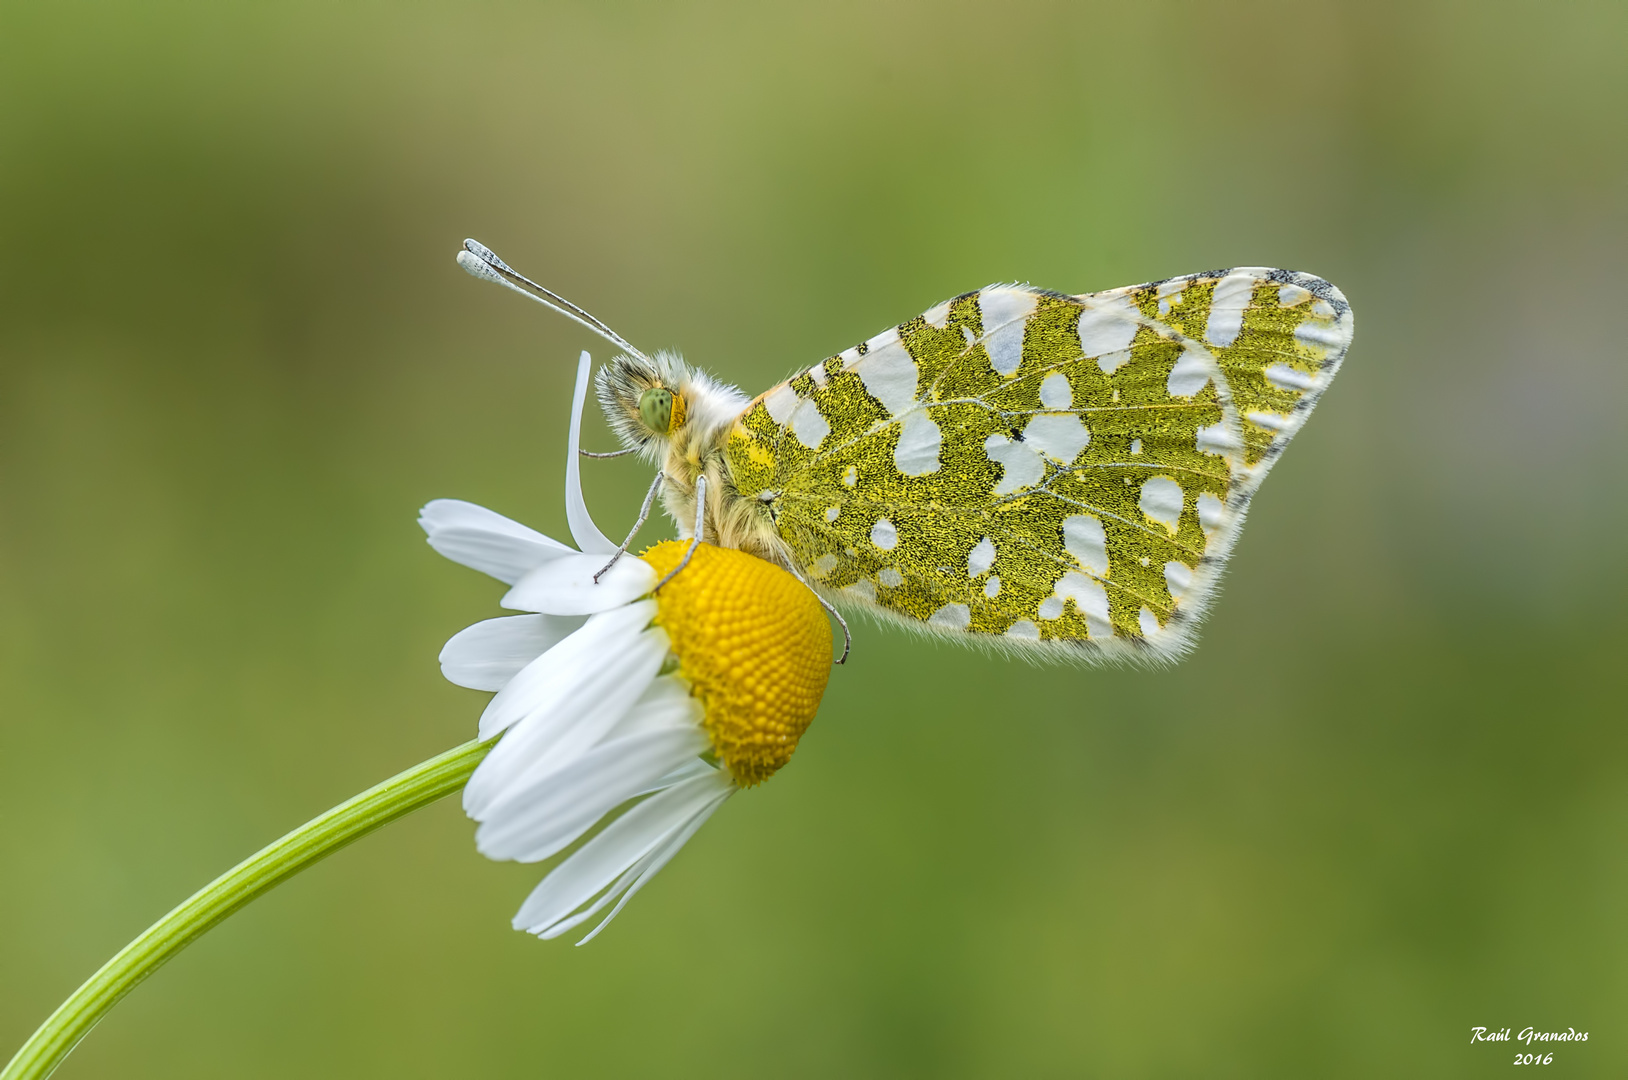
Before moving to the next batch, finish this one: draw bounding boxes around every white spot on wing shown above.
[1055,572,1113,639]
[1167,343,1214,397]
[928,603,971,629]
[894,409,942,475]
[854,329,919,415]
[1038,596,1064,620]
[1062,514,1108,576]
[1197,493,1225,537]
[763,384,797,424]
[865,326,899,353]
[967,537,996,577]
[811,553,838,578]
[1006,619,1039,640]
[1294,321,1347,349]
[842,465,858,488]
[1139,476,1184,533]
[1264,362,1316,391]
[979,289,1037,376]
[1164,561,1193,600]
[1278,283,1311,307]
[1139,607,1160,637]
[1205,271,1257,347]
[1130,438,1142,455]
[1196,422,1239,456]
[824,506,840,523]
[870,518,898,550]
[845,578,876,602]
[983,575,1001,598]
[808,362,828,387]
[1077,295,1139,357]
[1246,410,1292,432]
[1023,413,1090,463]
[922,300,951,328]
[1039,371,1073,408]
[1096,350,1130,375]
[790,399,829,448]
[878,567,904,588]
[983,433,1045,494]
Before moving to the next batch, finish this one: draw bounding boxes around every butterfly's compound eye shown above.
[638,387,675,434]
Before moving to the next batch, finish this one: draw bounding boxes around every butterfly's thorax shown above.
[660,390,789,565]
[594,350,786,562]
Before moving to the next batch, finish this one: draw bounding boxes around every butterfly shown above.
[457,240,1352,665]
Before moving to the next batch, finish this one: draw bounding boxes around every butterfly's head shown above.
[594,350,691,457]
[595,350,748,462]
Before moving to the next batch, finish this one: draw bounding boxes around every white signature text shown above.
[1470,1026,1588,1046]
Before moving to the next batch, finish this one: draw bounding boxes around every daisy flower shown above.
[421,352,832,942]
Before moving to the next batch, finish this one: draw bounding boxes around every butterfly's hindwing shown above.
[724,268,1351,661]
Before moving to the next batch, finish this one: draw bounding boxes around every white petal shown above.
[438,614,586,691]
[633,756,715,798]
[476,666,697,820]
[603,675,703,741]
[465,622,667,818]
[470,599,660,745]
[501,552,656,615]
[537,779,732,943]
[513,769,733,938]
[474,726,711,862]
[572,777,732,944]
[419,499,573,584]
[538,853,652,940]
[566,351,617,555]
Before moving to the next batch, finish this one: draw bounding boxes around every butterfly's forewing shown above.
[724,269,1352,661]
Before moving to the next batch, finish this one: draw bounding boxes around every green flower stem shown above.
[2,738,492,1080]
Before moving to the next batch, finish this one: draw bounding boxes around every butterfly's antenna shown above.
[457,239,649,361]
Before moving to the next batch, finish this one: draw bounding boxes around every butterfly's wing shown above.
[723,269,1352,661]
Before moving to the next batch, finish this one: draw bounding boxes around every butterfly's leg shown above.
[594,471,665,583]
[780,560,851,665]
[579,447,637,459]
[653,475,706,594]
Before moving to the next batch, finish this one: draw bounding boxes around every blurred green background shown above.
[2,1,1625,1076]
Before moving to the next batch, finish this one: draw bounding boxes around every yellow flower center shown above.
[639,541,832,786]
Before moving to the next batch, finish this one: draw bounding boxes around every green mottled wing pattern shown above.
[724,269,1352,661]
